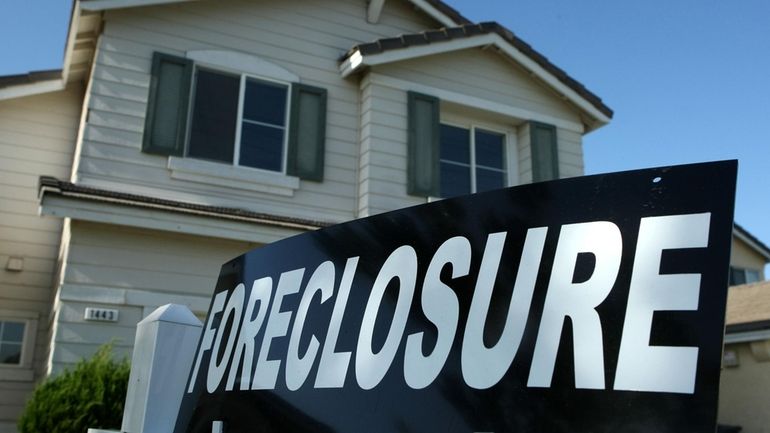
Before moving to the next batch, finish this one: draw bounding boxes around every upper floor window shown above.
[0,321,24,365]
[142,51,327,185]
[406,91,556,199]
[188,69,290,173]
[729,266,761,286]
[439,124,507,198]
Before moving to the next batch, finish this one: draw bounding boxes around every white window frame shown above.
[435,118,518,199]
[186,64,293,175]
[0,310,38,381]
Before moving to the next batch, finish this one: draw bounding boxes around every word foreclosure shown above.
[188,214,708,395]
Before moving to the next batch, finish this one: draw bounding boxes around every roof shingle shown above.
[725,280,770,329]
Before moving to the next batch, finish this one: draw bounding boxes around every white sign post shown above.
[121,304,202,433]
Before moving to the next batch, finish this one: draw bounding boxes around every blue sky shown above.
[1,0,769,265]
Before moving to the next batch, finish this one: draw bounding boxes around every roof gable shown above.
[340,22,612,128]
[734,223,770,261]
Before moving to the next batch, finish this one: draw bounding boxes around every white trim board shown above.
[366,72,585,133]
[167,156,300,197]
[343,33,610,128]
[59,284,212,313]
[724,328,770,344]
[78,0,459,26]
[39,193,307,244]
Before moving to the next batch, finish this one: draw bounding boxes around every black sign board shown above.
[175,161,737,433]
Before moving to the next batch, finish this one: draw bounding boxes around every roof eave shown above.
[0,76,65,101]
[38,176,332,231]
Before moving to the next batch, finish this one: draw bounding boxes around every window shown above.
[0,321,24,365]
[188,69,290,173]
[406,91,552,199]
[143,51,327,185]
[729,266,761,286]
[439,124,507,198]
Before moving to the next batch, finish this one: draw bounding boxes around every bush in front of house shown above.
[18,343,130,433]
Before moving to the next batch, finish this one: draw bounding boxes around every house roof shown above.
[734,223,770,261]
[341,21,613,122]
[1,0,612,127]
[725,280,770,333]
[38,176,332,231]
[0,69,62,89]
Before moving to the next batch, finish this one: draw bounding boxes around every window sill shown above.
[168,157,300,197]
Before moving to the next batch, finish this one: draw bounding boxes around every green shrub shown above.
[18,343,130,433]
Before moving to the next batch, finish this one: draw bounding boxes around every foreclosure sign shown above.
[175,161,736,433]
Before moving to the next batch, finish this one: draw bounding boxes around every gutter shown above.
[724,320,770,344]
[38,176,333,232]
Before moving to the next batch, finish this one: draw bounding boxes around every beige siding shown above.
[719,341,770,433]
[49,221,255,373]
[731,237,767,280]
[0,86,82,432]
[76,0,440,224]
[374,48,583,125]
[358,79,425,216]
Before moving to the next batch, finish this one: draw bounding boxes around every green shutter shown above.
[142,52,193,156]
[407,91,440,197]
[530,122,559,182]
[287,83,327,181]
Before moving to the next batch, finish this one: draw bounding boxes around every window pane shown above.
[440,162,471,198]
[240,123,284,172]
[243,79,288,126]
[475,129,505,169]
[0,342,21,364]
[746,270,761,284]
[188,69,239,163]
[440,124,470,164]
[476,168,506,192]
[1,322,24,343]
[730,267,746,285]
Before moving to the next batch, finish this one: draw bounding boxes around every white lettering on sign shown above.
[614,213,710,394]
[186,213,712,395]
[528,221,622,389]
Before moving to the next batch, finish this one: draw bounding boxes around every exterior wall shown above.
[731,237,767,280]
[374,48,583,125]
[719,340,770,433]
[0,86,82,433]
[48,220,256,374]
[358,78,425,217]
[76,0,439,224]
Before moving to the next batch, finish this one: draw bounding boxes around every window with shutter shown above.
[142,51,327,184]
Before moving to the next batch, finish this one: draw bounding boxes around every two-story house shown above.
[0,0,620,430]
